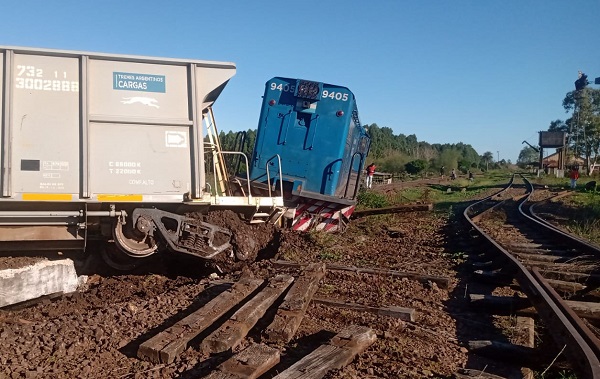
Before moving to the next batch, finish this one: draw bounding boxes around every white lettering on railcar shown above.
[108,161,142,168]
[113,74,164,90]
[128,179,155,186]
[15,65,79,92]
[108,161,142,175]
[42,161,69,171]
[108,168,142,175]
[39,182,65,190]
[269,83,349,101]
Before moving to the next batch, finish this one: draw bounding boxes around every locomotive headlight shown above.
[296,80,321,100]
[336,110,344,117]
[269,99,276,106]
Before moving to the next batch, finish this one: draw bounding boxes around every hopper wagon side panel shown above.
[0,46,236,203]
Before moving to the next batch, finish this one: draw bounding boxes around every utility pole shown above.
[497,151,499,163]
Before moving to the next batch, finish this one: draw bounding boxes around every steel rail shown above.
[464,174,600,378]
[524,184,600,259]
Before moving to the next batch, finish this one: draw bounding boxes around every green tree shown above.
[215,129,258,175]
[437,149,462,172]
[548,119,568,132]
[405,159,428,175]
[378,152,410,174]
[481,151,494,171]
[517,146,539,168]
[561,88,600,170]
[363,122,483,173]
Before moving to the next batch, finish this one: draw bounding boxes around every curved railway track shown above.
[464,174,600,378]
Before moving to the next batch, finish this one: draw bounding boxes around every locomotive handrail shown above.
[343,152,365,199]
[217,151,252,200]
[264,154,283,199]
[305,114,320,150]
[279,110,293,145]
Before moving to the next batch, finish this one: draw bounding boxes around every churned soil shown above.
[1,178,566,379]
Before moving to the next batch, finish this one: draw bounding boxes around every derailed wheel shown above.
[113,217,158,258]
[100,243,142,271]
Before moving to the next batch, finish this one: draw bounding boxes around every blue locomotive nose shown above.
[250,77,370,202]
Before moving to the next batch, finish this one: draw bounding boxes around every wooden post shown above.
[351,203,433,218]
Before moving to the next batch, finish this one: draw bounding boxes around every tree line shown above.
[216,125,504,176]
[365,124,504,175]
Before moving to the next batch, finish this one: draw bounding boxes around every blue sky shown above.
[1,1,599,162]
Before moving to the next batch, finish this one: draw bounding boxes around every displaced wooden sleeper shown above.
[202,274,294,354]
[265,263,326,344]
[203,343,280,379]
[137,275,263,363]
[272,325,376,379]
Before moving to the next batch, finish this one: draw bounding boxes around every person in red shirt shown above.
[570,166,580,189]
[365,163,376,189]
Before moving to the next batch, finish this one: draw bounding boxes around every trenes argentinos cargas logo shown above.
[113,71,165,108]
[120,97,160,108]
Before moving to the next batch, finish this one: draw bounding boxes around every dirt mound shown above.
[203,210,277,271]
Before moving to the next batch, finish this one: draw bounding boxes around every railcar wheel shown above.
[113,218,158,258]
[100,243,141,271]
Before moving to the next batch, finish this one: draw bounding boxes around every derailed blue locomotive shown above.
[247,77,370,231]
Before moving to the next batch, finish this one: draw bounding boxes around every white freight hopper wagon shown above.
[0,46,283,265]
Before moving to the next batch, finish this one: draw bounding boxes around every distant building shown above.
[542,151,583,169]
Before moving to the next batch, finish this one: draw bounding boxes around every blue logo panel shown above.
[113,72,166,93]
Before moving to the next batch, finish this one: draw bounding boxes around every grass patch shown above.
[357,189,389,209]
[559,191,600,245]
[318,251,342,261]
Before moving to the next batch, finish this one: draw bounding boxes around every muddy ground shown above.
[0,179,576,379]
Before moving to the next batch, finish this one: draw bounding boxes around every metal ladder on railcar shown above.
[203,107,231,196]
[202,107,286,225]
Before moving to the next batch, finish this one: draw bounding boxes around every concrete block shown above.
[0,259,82,307]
